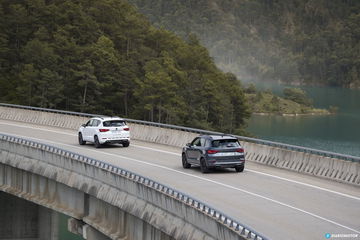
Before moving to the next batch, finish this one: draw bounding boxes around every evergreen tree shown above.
[129,0,360,88]
[0,0,251,134]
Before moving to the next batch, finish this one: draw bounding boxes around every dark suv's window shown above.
[191,138,207,147]
[191,138,201,146]
[200,138,206,147]
[103,120,126,127]
[211,139,240,148]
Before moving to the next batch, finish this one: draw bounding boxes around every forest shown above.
[0,0,251,134]
[129,0,360,88]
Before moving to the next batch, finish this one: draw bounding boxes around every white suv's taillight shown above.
[123,127,130,131]
[99,129,110,132]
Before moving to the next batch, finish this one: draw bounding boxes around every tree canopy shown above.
[283,88,313,107]
[0,0,251,134]
[129,0,360,88]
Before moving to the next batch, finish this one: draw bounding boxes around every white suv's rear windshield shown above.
[211,139,240,148]
[103,120,126,127]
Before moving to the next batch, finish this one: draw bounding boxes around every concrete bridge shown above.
[0,103,359,240]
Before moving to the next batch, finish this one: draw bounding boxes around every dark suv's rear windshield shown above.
[103,120,126,127]
[211,139,240,148]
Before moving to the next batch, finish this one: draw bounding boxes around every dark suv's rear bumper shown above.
[207,158,245,168]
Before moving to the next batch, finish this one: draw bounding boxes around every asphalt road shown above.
[0,119,359,240]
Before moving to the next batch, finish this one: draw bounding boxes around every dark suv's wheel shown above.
[182,153,191,169]
[122,141,130,147]
[200,158,209,173]
[94,135,101,148]
[78,133,86,145]
[235,165,244,172]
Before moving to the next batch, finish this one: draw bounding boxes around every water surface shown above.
[246,84,360,157]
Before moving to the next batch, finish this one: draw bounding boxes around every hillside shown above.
[129,0,360,88]
[0,0,250,134]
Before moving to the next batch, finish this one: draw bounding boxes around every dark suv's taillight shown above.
[236,148,244,153]
[207,149,219,154]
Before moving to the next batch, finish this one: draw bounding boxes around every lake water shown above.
[246,83,360,157]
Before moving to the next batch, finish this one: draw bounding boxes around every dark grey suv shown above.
[182,135,245,173]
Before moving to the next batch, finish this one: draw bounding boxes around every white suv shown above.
[78,117,130,148]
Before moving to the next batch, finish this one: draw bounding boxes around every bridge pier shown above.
[0,191,58,240]
[68,218,110,240]
[83,225,110,240]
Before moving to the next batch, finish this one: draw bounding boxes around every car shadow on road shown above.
[181,166,243,175]
[80,143,128,149]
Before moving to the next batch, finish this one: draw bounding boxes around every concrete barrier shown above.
[0,105,88,129]
[0,134,263,240]
[0,105,198,147]
[241,141,360,186]
[0,105,359,187]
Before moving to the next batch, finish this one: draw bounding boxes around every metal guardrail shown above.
[1,102,359,162]
[0,133,267,240]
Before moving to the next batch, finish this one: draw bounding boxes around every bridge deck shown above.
[0,119,359,240]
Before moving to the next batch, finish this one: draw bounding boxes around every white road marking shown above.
[1,121,359,202]
[133,142,360,201]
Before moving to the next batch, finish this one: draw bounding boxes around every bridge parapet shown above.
[0,103,359,186]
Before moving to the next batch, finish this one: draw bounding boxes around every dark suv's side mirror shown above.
[186,143,191,147]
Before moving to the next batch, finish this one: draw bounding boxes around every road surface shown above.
[0,119,359,240]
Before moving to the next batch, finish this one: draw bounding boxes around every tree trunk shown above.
[28,78,32,106]
[123,90,128,116]
[230,109,234,133]
[158,104,161,123]
[150,105,154,122]
[40,85,46,108]
[81,83,88,112]
[126,38,130,58]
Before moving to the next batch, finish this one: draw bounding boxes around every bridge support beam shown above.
[0,191,59,240]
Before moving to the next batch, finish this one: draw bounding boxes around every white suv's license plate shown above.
[214,152,241,156]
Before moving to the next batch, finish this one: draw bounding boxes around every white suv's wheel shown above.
[94,135,101,148]
[78,133,86,145]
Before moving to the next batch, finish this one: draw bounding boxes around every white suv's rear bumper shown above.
[98,133,130,144]
[102,138,130,144]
